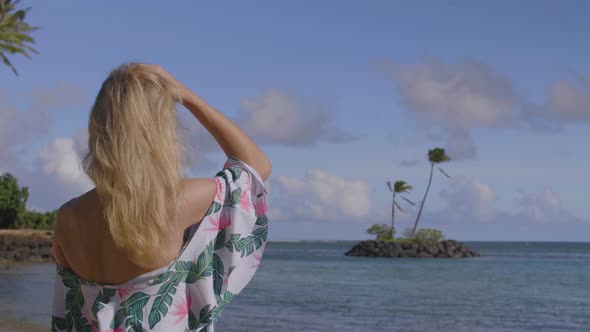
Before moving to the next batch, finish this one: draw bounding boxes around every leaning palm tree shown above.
[0,0,38,76]
[409,147,451,237]
[386,180,415,238]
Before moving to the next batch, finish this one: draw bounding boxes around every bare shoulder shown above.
[178,178,217,227]
[53,198,76,241]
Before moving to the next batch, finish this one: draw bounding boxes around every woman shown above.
[51,64,271,332]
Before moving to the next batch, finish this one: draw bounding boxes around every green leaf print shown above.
[110,308,125,329]
[148,276,182,328]
[188,310,198,330]
[212,253,224,296]
[211,291,234,323]
[255,215,268,227]
[62,274,92,332]
[176,241,214,283]
[126,309,144,332]
[204,201,222,217]
[225,234,241,251]
[122,292,151,315]
[198,304,214,326]
[110,292,150,330]
[51,316,66,332]
[65,312,73,331]
[214,229,227,250]
[227,166,242,180]
[91,288,116,317]
[231,226,268,257]
[215,170,228,182]
[230,188,242,207]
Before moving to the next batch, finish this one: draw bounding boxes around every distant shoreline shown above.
[0,229,588,265]
[0,229,54,264]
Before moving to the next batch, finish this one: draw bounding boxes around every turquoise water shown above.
[1,242,589,331]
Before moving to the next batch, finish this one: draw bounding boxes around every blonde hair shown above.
[83,63,183,267]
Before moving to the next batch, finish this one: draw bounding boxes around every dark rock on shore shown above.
[0,230,54,263]
[345,239,480,258]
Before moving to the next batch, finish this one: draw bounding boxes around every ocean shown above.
[0,241,589,331]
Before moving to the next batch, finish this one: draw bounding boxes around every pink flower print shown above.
[254,196,268,217]
[204,212,231,232]
[250,253,263,268]
[105,328,125,332]
[223,160,230,168]
[240,189,253,213]
[223,271,230,287]
[118,287,132,300]
[171,292,192,325]
[214,178,224,202]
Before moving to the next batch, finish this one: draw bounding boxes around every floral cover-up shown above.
[51,157,268,332]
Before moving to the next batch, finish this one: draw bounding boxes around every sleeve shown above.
[209,157,269,298]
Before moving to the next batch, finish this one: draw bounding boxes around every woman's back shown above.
[52,159,269,332]
[54,178,215,285]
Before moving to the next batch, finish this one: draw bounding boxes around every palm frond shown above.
[400,196,416,206]
[438,167,451,178]
[0,51,17,75]
[393,180,413,193]
[0,0,38,75]
[428,147,451,164]
[386,181,393,192]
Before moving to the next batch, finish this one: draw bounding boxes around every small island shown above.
[346,148,480,259]
[346,237,480,258]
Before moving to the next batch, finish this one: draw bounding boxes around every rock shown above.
[405,247,418,257]
[417,251,432,258]
[345,239,480,259]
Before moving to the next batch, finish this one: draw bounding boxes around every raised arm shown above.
[180,89,272,180]
[143,64,272,181]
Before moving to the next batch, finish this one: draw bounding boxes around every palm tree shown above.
[386,180,415,238]
[410,147,450,237]
[0,0,38,76]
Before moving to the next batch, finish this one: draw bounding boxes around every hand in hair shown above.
[136,64,189,102]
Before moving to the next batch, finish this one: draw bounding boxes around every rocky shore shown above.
[0,230,54,263]
[345,239,480,258]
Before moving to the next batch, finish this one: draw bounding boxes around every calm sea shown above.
[1,241,589,331]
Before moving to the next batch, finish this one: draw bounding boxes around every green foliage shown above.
[405,228,445,244]
[428,148,451,164]
[0,172,57,229]
[366,224,395,241]
[0,0,39,75]
[0,172,28,228]
[16,210,57,229]
[393,180,412,193]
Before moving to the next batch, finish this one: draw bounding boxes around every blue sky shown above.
[1,1,589,241]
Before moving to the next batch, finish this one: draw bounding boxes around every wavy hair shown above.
[82,63,183,267]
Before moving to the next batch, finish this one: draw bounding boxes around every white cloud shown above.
[239,90,356,146]
[383,59,518,159]
[523,78,590,130]
[418,176,580,225]
[517,188,573,224]
[272,169,373,221]
[438,176,499,222]
[39,138,93,191]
